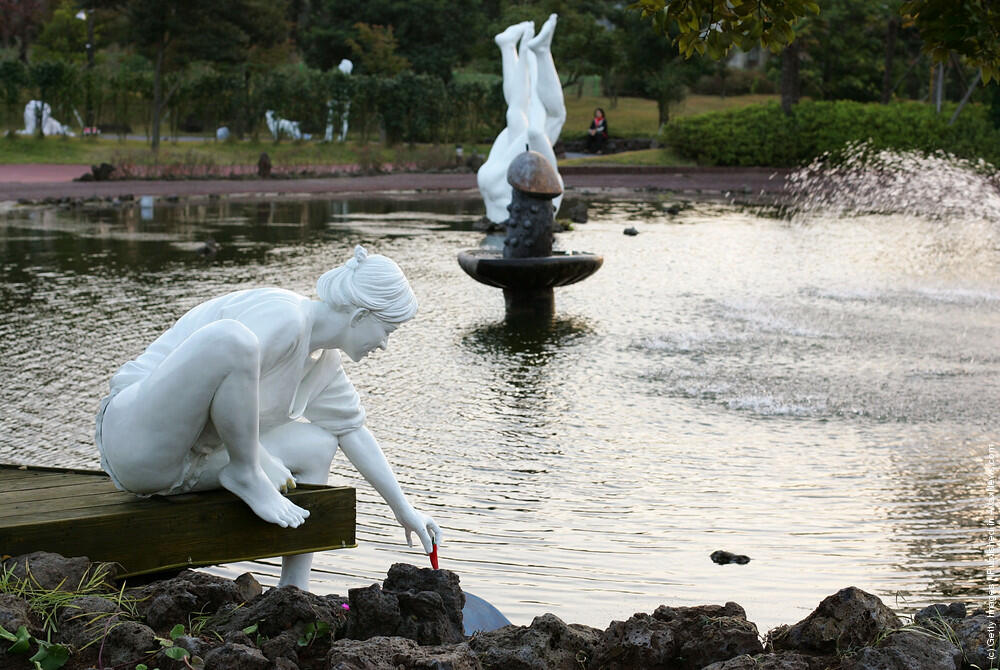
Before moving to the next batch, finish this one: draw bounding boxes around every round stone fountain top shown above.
[507,151,563,197]
[457,249,603,290]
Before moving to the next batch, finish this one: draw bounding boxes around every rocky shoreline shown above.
[0,552,991,670]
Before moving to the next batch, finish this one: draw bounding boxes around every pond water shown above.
[0,192,994,632]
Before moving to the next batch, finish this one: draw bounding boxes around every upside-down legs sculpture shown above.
[477,14,566,224]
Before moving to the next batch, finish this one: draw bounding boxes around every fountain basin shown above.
[457,249,603,290]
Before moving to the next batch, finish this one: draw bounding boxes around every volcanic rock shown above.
[347,563,465,645]
[468,612,601,670]
[0,594,39,637]
[839,629,962,670]
[702,651,818,670]
[325,636,481,670]
[591,602,762,670]
[769,587,901,655]
[2,552,113,592]
[129,569,261,631]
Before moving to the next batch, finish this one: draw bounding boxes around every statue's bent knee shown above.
[197,319,261,368]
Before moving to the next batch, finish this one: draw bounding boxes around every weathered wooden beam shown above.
[0,464,356,577]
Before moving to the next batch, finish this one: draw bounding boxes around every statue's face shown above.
[341,312,398,362]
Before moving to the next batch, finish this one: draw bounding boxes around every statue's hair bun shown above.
[346,245,367,269]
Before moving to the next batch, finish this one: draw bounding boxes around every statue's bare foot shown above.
[495,21,534,47]
[219,462,310,528]
[260,448,296,492]
[528,14,557,52]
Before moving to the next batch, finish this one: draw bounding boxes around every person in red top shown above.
[586,107,608,153]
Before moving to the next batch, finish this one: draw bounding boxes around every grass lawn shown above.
[562,93,779,139]
[0,136,477,169]
[561,147,695,167]
[0,93,774,168]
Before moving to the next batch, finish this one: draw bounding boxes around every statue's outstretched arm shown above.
[338,426,441,553]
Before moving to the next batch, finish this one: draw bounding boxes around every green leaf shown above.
[0,624,16,642]
[169,624,185,641]
[241,623,259,635]
[28,641,69,670]
[9,625,31,654]
[136,665,148,670]
[164,646,190,660]
[297,622,315,646]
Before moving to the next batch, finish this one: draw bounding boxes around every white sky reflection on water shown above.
[0,194,994,632]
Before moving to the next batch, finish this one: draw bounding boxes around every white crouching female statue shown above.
[96,245,440,590]
[477,14,566,223]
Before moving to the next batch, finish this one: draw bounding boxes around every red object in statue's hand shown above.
[429,543,439,570]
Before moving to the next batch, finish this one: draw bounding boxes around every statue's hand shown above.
[395,506,442,554]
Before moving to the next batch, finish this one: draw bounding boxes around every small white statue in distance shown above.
[96,245,441,590]
[477,14,566,223]
[326,58,353,142]
[265,110,304,141]
[18,100,75,136]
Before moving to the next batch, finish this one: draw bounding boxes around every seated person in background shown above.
[586,108,608,153]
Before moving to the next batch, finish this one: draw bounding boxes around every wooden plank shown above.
[0,480,128,505]
[0,468,43,481]
[0,463,112,477]
[0,473,104,492]
[1,499,172,526]
[0,483,338,525]
[1,491,141,518]
[0,471,356,576]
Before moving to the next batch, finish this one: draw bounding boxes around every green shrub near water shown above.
[664,100,1000,167]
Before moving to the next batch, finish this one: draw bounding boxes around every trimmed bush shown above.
[664,100,1000,167]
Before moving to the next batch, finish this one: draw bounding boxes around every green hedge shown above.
[663,100,1000,167]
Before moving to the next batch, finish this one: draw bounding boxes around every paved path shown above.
[0,165,791,202]
[0,164,91,184]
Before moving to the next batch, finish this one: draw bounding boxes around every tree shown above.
[0,56,27,128]
[615,8,708,118]
[628,0,820,59]
[300,0,488,81]
[0,0,50,61]
[550,8,620,96]
[630,0,1000,82]
[760,0,916,107]
[346,23,410,77]
[901,0,1000,82]
[121,0,287,150]
[30,0,88,62]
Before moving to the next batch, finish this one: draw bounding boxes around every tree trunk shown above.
[151,39,164,152]
[934,62,945,114]
[949,69,982,125]
[84,8,95,129]
[34,99,43,139]
[780,40,800,116]
[881,16,899,104]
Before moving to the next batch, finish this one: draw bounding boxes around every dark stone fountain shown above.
[458,151,603,320]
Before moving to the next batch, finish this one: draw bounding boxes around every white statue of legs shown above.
[326,59,354,142]
[477,14,566,223]
[96,245,441,590]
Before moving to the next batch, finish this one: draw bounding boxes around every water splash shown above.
[786,141,1000,224]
